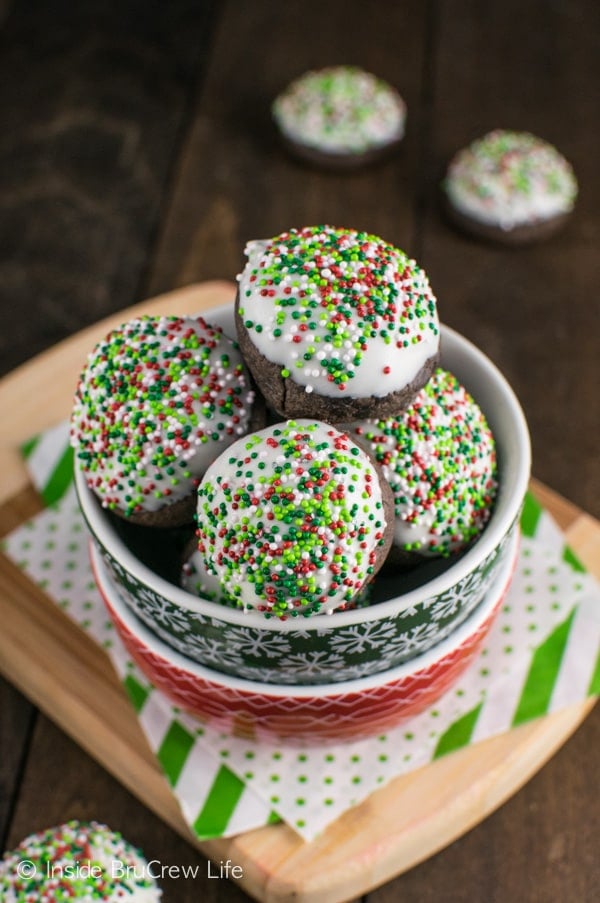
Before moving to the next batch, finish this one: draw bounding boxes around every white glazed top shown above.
[195,420,388,617]
[70,315,255,516]
[237,226,440,399]
[349,369,498,557]
[444,129,578,230]
[0,821,162,901]
[273,66,406,154]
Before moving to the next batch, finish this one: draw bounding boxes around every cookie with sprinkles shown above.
[272,66,406,170]
[71,315,263,527]
[442,129,578,244]
[348,368,498,564]
[0,820,162,901]
[195,419,394,617]
[235,226,440,422]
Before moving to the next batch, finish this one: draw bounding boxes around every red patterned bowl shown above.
[92,530,518,744]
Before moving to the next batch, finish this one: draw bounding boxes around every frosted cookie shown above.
[443,130,578,244]
[71,315,262,527]
[272,66,406,169]
[0,820,161,901]
[195,420,395,617]
[348,369,498,564]
[235,226,440,422]
[181,544,236,605]
[181,543,373,610]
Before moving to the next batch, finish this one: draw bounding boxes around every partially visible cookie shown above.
[442,129,577,244]
[235,225,440,423]
[347,369,498,566]
[0,820,162,901]
[195,419,395,617]
[272,66,406,170]
[71,315,262,526]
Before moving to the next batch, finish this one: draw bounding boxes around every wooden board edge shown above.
[256,702,596,903]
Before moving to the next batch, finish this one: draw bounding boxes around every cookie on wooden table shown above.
[71,315,263,527]
[347,369,498,568]
[272,66,406,170]
[442,130,578,244]
[0,820,162,901]
[235,225,440,423]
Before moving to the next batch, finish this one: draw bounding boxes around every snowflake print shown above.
[278,650,346,678]
[328,620,397,655]
[429,587,464,622]
[386,621,440,657]
[135,589,190,634]
[226,626,292,659]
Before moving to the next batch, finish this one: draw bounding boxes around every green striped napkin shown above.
[3,423,599,842]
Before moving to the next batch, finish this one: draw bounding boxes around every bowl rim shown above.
[91,528,518,699]
[75,318,530,632]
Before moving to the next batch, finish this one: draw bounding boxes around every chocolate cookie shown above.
[272,66,406,170]
[442,130,577,245]
[195,419,395,617]
[347,368,498,564]
[71,315,263,526]
[235,225,441,423]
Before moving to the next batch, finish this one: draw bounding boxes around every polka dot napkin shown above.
[2,424,599,842]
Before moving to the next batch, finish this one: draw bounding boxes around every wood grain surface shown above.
[0,2,598,902]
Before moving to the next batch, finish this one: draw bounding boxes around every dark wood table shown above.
[1,2,598,901]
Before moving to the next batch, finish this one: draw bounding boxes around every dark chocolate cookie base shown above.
[442,192,572,246]
[235,291,440,423]
[117,491,198,529]
[277,129,403,172]
[371,459,396,580]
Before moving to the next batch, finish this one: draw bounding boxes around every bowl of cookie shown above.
[73,226,530,694]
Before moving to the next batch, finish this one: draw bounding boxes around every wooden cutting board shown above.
[0,282,597,903]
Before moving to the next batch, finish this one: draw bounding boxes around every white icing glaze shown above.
[237,227,440,400]
[195,420,388,616]
[273,66,406,155]
[445,130,578,230]
[71,316,255,516]
[181,547,230,603]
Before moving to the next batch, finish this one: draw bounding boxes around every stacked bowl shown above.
[76,306,530,744]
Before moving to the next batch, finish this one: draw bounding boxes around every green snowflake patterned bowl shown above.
[76,307,531,686]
